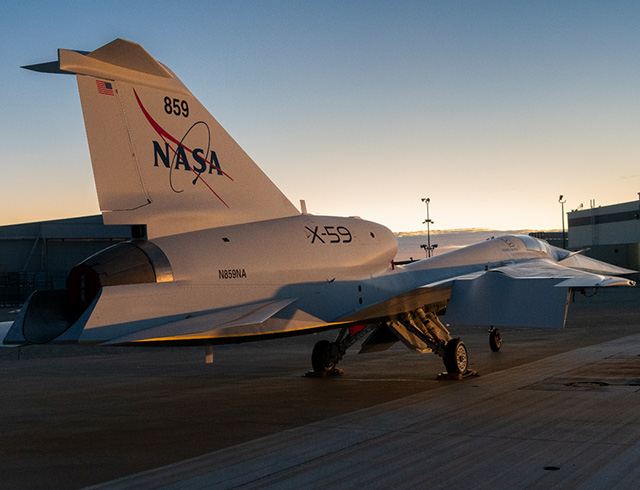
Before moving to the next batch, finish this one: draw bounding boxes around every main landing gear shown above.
[309,308,473,377]
[311,339,341,373]
[443,338,469,374]
[310,325,375,376]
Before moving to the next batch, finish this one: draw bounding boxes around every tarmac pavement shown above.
[0,287,638,489]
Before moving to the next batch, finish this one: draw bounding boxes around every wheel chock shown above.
[437,370,479,380]
[304,368,344,378]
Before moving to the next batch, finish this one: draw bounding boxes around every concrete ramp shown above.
[87,333,640,489]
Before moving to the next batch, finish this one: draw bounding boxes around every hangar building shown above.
[0,216,135,306]
[568,198,640,271]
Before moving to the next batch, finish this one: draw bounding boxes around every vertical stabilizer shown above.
[24,39,299,237]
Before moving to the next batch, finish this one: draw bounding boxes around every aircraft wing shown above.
[491,259,636,287]
[106,286,453,346]
[339,256,635,326]
[444,258,635,329]
[102,298,341,345]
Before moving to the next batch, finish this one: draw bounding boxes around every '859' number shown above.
[164,97,189,117]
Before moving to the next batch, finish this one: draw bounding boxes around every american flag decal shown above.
[96,80,114,96]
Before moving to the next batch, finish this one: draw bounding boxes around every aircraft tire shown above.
[312,340,338,372]
[489,328,502,352]
[443,339,469,374]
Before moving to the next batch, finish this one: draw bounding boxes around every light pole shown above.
[421,197,437,257]
[559,195,566,249]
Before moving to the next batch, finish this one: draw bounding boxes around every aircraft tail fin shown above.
[24,39,299,237]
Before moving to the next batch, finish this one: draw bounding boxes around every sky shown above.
[1,1,639,232]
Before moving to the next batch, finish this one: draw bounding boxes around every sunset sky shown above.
[1,1,638,232]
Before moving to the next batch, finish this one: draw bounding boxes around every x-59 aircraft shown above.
[6,39,636,375]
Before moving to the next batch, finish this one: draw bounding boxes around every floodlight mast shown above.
[421,197,437,257]
[558,195,566,249]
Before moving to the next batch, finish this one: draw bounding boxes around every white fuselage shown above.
[76,229,555,341]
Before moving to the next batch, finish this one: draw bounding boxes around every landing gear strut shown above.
[309,308,475,377]
[391,310,471,375]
